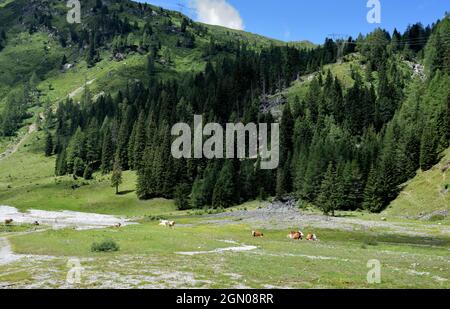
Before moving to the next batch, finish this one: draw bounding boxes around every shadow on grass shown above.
[117,190,135,196]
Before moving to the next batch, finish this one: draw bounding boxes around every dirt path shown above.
[0,237,22,265]
[68,79,96,99]
[0,123,37,162]
[0,76,92,162]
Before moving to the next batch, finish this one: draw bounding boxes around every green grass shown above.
[385,148,450,221]
[5,218,449,288]
[0,128,178,217]
[0,128,448,288]
[0,0,14,9]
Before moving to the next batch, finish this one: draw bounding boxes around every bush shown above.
[362,238,379,247]
[143,215,167,222]
[91,240,119,252]
[429,214,445,222]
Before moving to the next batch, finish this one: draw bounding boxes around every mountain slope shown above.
[385,148,450,221]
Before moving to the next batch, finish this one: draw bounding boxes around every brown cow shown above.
[287,231,304,240]
[252,230,264,237]
[114,223,122,228]
[4,219,13,225]
[306,234,318,241]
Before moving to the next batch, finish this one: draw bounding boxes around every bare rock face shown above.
[260,94,287,115]
[113,53,125,61]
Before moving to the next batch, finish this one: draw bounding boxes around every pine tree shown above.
[66,128,85,174]
[132,112,147,171]
[61,54,68,66]
[101,127,115,174]
[363,166,383,212]
[83,165,93,180]
[316,162,338,216]
[190,176,206,209]
[212,161,236,208]
[45,131,54,157]
[341,161,364,210]
[111,162,123,195]
[85,119,100,164]
[73,157,86,177]
[147,55,155,76]
[420,123,438,171]
[174,183,191,210]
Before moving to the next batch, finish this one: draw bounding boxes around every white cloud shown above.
[190,0,244,30]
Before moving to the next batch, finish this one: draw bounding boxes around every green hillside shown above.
[385,148,450,221]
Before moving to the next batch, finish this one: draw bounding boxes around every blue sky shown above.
[141,0,449,44]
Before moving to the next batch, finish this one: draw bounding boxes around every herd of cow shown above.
[253,230,318,241]
[4,219,318,242]
[3,219,40,226]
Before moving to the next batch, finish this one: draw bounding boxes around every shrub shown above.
[91,240,119,252]
[362,238,378,247]
[429,214,445,222]
[143,215,167,222]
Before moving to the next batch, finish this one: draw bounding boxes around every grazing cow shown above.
[306,234,318,241]
[287,231,303,240]
[159,220,175,228]
[33,221,40,226]
[252,231,264,237]
[4,219,13,225]
[114,223,122,228]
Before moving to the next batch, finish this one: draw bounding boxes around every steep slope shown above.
[385,148,450,221]
[0,0,282,108]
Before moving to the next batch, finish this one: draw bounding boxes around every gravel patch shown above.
[0,206,137,230]
[205,200,450,236]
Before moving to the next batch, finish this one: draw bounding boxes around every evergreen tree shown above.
[73,157,86,177]
[45,131,54,157]
[363,166,383,212]
[101,127,115,174]
[174,183,191,210]
[420,123,438,171]
[132,112,147,171]
[212,161,236,208]
[316,162,338,216]
[111,162,123,195]
[83,165,93,180]
[190,176,206,209]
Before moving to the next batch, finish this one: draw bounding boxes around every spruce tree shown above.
[212,161,235,208]
[132,112,147,171]
[363,166,383,213]
[190,176,206,209]
[83,165,93,180]
[420,123,438,171]
[45,131,54,157]
[174,183,191,210]
[316,162,338,216]
[111,162,123,195]
[73,157,86,177]
[101,128,115,174]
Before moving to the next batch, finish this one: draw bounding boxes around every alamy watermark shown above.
[67,0,81,24]
[66,258,83,284]
[171,115,279,170]
[367,0,381,24]
[367,259,381,284]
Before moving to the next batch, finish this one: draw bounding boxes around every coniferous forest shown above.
[1,0,449,214]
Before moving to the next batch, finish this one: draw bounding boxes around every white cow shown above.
[159,220,175,228]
